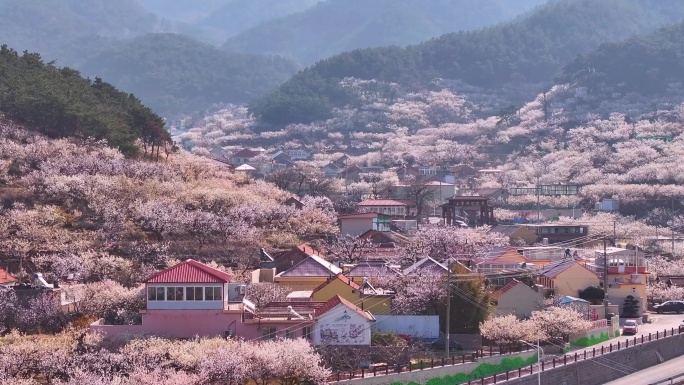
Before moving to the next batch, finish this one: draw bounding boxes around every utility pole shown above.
[445,260,451,358]
[672,198,675,256]
[536,176,541,222]
[613,221,616,245]
[603,237,608,318]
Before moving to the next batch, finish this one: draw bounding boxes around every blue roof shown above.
[558,296,589,304]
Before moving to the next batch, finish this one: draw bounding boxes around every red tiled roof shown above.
[338,212,385,218]
[230,148,258,158]
[311,273,360,295]
[491,279,520,299]
[315,295,375,321]
[296,243,324,257]
[0,268,17,285]
[357,199,407,207]
[145,259,232,283]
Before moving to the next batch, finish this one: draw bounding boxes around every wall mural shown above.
[319,310,369,345]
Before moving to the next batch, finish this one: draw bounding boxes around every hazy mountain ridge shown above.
[248,0,684,126]
[79,33,301,118]
[0,0,163,67]
[221,0,548,65]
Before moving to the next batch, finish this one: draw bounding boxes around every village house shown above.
[403,257,449,275]
[90,260,375,344]
[13,273,84,312]
[285,147,315,160]
[490,225,538,245]
[655,275,684,287]
[357,199,410,219]
[586,247,648,315]
[310,273,393,315]
[262,243,325,274]
[274,255,342,291]
[338,212,392,236]
[522,224,590,245]
[537,259,600,298]
[228,148,259,166]
[338,164,363,182]
[345,259,402,285]
[491,279,543,318]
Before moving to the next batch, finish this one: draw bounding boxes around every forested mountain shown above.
[221,0,547,65]
[0,45,169,156]
[249,0,684,125]
[558,20,684,95]
[0,0,164,67]
[79,34,301,117]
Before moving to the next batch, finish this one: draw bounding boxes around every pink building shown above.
[91,259,375,344]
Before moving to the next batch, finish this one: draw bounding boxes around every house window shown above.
[148,287,165,301]
[186,287,204,301]
[303,326,312,340]
[285,328,296,339]
[262,327,277,340]
[166,287,184,301]
[205,287,223,301]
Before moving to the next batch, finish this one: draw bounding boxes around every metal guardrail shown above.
[330,327,684,384]
[649,372,684,385]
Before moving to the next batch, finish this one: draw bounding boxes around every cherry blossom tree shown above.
[530,306,592,344]
[480,315,545,350]
[385,272,446,315]
[245,283,292,309]
[325,234,379,264]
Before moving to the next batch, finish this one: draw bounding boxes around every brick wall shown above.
[503,333,684,385]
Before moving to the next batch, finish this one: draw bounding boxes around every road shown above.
[581,313,684,353]
[578,314,684,385]
[603,355,684,385]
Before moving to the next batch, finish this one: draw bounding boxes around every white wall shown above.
[313,304,372,345]
[371,315,439,339]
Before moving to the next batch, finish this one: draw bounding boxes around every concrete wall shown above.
[91,310,315,341]
[495,284,543,318]
[339,351,536,385]
[341,218,373,236]
[501,333,684,385]
[372,315,439,339]
[313,304,372,345]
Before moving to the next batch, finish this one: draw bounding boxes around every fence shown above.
[327,345,533,382]
[649,372,684,385]
[329,327,684,384]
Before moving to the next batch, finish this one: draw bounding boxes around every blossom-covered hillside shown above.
[0,116,336,286]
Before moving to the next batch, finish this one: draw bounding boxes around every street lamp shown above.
[519,340,541,385]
